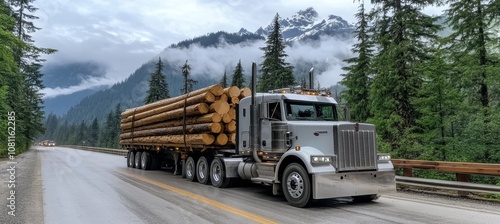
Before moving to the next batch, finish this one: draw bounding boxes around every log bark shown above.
[239,87,251,98]
[120,123,222,139]
[224,86,240,98]
[121,84,222,118]
[209,100,230,115]
[122,92,215,123]
[225,120,236,133]
[122,113,222,132]
[120,134,215,145]
[121,103,209,129]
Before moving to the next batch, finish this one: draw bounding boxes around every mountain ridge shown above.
[45,7,355,123]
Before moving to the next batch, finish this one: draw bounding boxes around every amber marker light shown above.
[295,146,301,151]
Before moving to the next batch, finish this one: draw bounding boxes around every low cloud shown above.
[41,76,116,99]
[159,35,354,88]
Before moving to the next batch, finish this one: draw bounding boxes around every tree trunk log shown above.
[239,87,251,98]
[230,97,239,105]
[209,100,230,115]
[224,86,240,98]
[225,120,236,133]
[121,123,222,139]
[122,113,221,132]
[121,103,209,129]
[222,113,232,123]
[121,84,222,118]
[230,133,236,145]
[228,108,236,120]
[122,92,215,123]
[214,133,228,145]
[120,134,215,145]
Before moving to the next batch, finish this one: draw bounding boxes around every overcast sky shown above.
[33,0,445,98]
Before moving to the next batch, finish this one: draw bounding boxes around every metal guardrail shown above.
[392,159,500,195]
[63,145,127,156]
[396,176,500,194]
[64,146,500,195]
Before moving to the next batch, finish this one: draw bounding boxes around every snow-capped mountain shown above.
[253,7,354,42]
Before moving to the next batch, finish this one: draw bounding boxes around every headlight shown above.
[378,154,391,162]
[311,156,335,165]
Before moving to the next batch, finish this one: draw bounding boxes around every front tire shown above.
[210,157,231,188]
[185,157,197,182]
[134,151,142,169]
[197,156,212,185]
[282,163,311,207]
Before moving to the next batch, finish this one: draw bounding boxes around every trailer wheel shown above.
[185,157,197,182]
[352,194,379,203]
[141,152,151,170]
[134,151,142,169]
[127,151,134,168]
[197,156,212,185]
[210,157,231,188]
[282,163,311,207]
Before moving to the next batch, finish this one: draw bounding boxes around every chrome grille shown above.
[334,124,377,172]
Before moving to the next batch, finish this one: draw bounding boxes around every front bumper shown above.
[312,170,396,199]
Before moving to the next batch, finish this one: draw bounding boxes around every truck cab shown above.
[235,86,396,207]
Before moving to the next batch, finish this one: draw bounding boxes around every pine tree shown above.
[76,121,88,145]
[445,0,500,112]
[43,113,58,140]
[144,57,169,104]
[231,59,245,88]
[368,0,441,157]
[0,0,22,156]
[180,60,197,94]
[220,70,228,88]
[341,3,373,122]
[258,13,295,92]
[7,0,56,151]
[89,118,99,147]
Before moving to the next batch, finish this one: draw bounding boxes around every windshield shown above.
[285,100,338,121]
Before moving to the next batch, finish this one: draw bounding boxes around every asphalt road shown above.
[1,146,500,224]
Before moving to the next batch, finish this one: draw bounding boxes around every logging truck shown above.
[120,63,396,207]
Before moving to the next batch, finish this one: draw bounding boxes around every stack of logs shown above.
[119,84,251,147]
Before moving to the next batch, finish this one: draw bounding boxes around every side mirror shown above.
[337,105,350,121]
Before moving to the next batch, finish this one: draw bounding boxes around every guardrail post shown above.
[456,173,470,196]
[403,168,413,177]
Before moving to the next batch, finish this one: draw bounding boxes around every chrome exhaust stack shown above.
[250,62,261,163]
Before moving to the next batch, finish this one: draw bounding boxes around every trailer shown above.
[120,63,396,207]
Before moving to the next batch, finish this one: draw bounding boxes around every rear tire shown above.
[135,151,142,169]
[197,156,212,185]
[185,157,197,182]
[128,151,135,168]
[141,152,151,170]
[282,163,311,208]
[210,157,231,188]
[127,151,134,167]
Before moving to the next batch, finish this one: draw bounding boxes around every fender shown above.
[274,146,337,181]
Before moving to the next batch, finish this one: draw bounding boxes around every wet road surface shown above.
[1,146,500,224]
